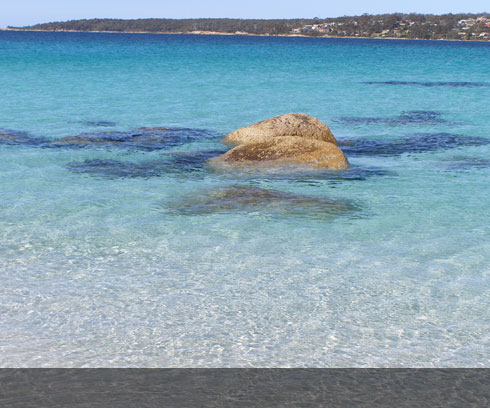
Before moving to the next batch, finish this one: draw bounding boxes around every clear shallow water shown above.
[0,31,489,367]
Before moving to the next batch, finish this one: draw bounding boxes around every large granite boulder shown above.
[223,113,338,146]
[210,136,349,170]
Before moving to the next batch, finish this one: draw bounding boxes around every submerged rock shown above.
[168,149,228,172]
[164,185,359,217]
[339,133,489,157]
[50,128,219,151]
[67,149,226,179]
[223,113,338,146]
[82,121,117,127]
[339,133,490,156]
[337,111,448,126]
[211,136,349,170]
[441,156,490,171]
[51,134,127,147]
[362,81,490,88]
[321,166,395,182]
[67,159,170,179]
[137,127,170,132]
[0,131,23,145]
[0,130,46,146]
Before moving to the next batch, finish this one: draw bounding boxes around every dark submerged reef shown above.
[4,125,488,185]
[168,149,227,172]
[163,185,360,217]
[81,121,117,127]
[338,133,489,156]
[321,166,396,182]
[337,111,448,126]
[0,130,47,147]
[441,156,490,171]
[67,159,171,179]
[0,127,220,151]
[50,128,220,151]
[67,155,394,183]
[66,149,226,179]
[362,81,490,88]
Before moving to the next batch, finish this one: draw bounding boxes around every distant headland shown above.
[4,13,490,41]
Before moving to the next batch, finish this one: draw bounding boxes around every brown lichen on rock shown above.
[210,136,349,170]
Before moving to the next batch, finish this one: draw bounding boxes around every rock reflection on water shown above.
[163,185,360,218]
[213,162,395,184]
[321,166,395,182]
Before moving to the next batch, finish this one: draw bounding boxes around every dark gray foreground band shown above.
[1,369,489,407]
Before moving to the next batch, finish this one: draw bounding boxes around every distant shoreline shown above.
[3,27,490,43]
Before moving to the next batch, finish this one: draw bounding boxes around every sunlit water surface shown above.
[0,32,489,366]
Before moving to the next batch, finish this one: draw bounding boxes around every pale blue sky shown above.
[2,1,489,27]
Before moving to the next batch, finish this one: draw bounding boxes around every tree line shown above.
[10,13,490,40]
[13,18,315,35]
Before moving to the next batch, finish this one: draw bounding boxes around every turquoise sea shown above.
[0,31,489,367]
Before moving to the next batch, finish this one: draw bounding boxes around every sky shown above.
[2,0,489,27]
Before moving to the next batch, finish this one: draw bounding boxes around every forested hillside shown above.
[10,13,490,40]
